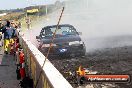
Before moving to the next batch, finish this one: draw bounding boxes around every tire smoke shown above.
[25,0,132,52]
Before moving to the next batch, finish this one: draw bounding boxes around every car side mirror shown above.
[36,36,40,39]
[78,32,82,35]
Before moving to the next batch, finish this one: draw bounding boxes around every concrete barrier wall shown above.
[19,35,73,88]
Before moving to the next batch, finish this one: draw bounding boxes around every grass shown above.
[0,12,46,32]
[0,12,24,20]
[19,15,46,31]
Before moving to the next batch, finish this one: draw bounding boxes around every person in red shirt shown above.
[19,48,25,79]
[19,48,24,64]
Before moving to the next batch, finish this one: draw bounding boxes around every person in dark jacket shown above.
[0,19,4,46]
[0,19,3,41]
[1,20,15,54]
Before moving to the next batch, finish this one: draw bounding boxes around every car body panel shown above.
[41,35,81,44]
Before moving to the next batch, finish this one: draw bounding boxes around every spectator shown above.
[1,20,15,54]
[0,19,4,46]
[18,21,21,29]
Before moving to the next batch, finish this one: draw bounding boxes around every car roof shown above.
[43,24,74,29]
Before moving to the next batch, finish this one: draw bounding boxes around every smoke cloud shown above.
[25,0,132,52]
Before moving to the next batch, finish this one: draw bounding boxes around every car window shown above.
[41,25,78,37]
[61,26,77,35]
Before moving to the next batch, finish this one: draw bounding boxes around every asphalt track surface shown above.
[0,44,20,88]
[49,44,132,88]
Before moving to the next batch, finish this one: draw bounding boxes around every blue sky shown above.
[0,0,64,10]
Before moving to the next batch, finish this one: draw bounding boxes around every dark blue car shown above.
[36,24,86,57]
